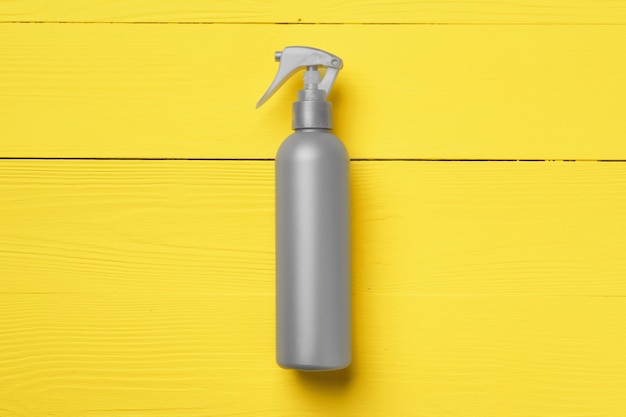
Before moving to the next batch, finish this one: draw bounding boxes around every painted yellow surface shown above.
[2,0,626,414]
[2,0,626,23]
[2,24,626,159]
[2,161,626,296]
[1,161,626,416]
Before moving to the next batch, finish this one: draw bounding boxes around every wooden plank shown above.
[2,0,626,23]
[1,160,625,296]
[2,24,626,159]
[1,294,625,416]
[2,160,626,415]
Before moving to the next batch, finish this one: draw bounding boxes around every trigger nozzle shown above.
[256,46,343,109]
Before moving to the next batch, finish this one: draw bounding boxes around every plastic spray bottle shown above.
[257,46,350,371]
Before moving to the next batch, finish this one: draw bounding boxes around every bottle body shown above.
[275,129,351,371]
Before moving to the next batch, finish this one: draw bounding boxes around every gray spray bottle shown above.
[257,46,350,371]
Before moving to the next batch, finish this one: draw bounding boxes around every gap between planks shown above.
[4,21,626,26]
[1,157,625,162]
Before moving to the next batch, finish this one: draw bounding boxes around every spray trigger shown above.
[256,46,343,108]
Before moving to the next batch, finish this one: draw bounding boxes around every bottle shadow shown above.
[294,364,354,395]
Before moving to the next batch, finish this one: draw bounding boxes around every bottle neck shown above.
[292,68,333,130]
[292,90,332,130]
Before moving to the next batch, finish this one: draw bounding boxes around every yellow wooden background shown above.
[2,2,626,416]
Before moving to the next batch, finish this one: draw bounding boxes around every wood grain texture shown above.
[1,294,625,417]
[2,0,626,23]
[1,160,626,416]
[2,160,626,296]
[2,24,626,159]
